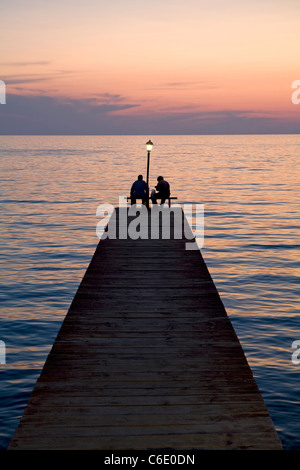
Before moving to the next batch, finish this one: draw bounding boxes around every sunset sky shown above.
[1,0,300,134]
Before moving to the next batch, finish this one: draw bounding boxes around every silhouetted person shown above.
[151,176,170,205]
[130,174,148,206]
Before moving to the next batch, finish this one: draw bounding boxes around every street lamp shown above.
[146,139,153,191]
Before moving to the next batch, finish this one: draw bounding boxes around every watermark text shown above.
[96,196,204,250]
[291,80,300,105]
[0,340,6,364]
[0,80,6,104]
[291,340,300,364]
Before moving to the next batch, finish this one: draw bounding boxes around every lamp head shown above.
[146,139,153,152]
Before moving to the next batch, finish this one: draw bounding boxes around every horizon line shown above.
[0,132,300,137]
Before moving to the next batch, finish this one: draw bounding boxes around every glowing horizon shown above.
[1,0,300,134]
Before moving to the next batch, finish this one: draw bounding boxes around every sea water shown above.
[0,134,299,449]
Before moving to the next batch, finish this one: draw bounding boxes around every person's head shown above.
[157,176,164,181]
[138,175,143,180]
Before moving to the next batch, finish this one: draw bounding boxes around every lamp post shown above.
[146,140,153,208]
[146,139,153,191]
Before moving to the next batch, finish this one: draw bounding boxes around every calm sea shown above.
[0,135,299,449]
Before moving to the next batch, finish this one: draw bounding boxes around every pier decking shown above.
[9,207,282,450]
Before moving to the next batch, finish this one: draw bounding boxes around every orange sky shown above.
[1,0,300,133]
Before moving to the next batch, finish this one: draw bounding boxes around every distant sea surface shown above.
[0,135,299,449]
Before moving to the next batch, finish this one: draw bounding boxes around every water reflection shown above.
[0,134,299,448]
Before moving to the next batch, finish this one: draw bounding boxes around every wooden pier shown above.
[9,207,282,450]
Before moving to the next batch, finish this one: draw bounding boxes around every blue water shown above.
[0,135,299,449]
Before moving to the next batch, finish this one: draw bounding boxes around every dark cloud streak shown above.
[2,70,76,86]
[0,93,299,135]
[1,61,52,67]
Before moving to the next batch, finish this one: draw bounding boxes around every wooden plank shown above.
[9,432,282,451]
[8,207,282,450]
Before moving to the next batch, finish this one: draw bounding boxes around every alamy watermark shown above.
[0,340,6,364]
[291,80,300,105]
[0,80,6,104]
[291,340,300,365]
[96,196,204,250]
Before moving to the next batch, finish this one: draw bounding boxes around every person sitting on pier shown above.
[130,174,149,205]
[151,176,170,205]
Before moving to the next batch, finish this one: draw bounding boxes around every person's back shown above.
[130,174,148,206]
[156,178,170,197]
[151,176,170,205]
[131,175,148,197]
